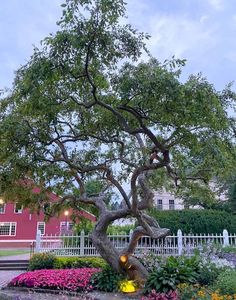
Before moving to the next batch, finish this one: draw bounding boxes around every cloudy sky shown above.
[0,0,236,91]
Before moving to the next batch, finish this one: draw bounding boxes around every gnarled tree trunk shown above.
[90,209,170,286]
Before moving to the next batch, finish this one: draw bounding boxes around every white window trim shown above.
[14,203,23,214]
[0,222,17,236]
[0,204,6,214]
[157,199,163,210]
[37,222,45,236]
[60,221,73,231]
[169,199,175,210]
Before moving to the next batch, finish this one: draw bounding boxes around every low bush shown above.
[178,283,236,300]
[54,256,108,270]
[214,269,236,295]
[197,262,222,286]
[9,268,99,292]
[144,256,199,294]
[90,266,125,292]
[220,246,236,254]
[28,253,56,271]
[140,253,163,272]
[107,224,134,235]
[195,242,235,286]
[177,283,203,300]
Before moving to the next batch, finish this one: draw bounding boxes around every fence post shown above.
[35,230,41,253]
[177,229,183,255]
[223,229,229,247]
[80,230,85,256]
[129,229,133,240]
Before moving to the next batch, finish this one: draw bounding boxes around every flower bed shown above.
[142,285,236,300]
[141,290,180,300]
[9,268,99,292]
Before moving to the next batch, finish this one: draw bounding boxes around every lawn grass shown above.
[0,249,29,257]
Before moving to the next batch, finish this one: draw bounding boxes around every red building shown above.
[0,190,96,248]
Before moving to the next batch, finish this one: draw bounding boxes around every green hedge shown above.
[28,253,56,271]
[149,209,236,234]
[54,256,108,269]
[107,224,134,235]
[29,253,108,271]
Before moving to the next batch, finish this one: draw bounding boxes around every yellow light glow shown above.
[119,280,137,293]
[120,255,128,264]
[0,198,4,205]
[64,210,69,216]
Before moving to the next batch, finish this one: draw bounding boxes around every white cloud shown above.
[232,14,236,25]
[200,15,209,23]
[145,14,218,61]
[225,51,236,63]
[208,0,224,11]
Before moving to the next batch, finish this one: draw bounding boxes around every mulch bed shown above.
[2,287,143,300]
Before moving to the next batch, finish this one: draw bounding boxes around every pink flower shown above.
[9,268,99,292]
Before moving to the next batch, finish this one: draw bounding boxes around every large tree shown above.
[0,0,236,283]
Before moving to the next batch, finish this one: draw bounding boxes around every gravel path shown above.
[0,271,24,289]
[0,289,94,300]
[0,289,141,300]
[0,254,30,261]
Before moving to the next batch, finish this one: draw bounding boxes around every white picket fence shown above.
[35,229,236,257]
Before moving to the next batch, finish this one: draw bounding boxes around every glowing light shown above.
[0,198,4,205]
[119,280,137,293]
[64,210,69,216]
[120,255,128,264]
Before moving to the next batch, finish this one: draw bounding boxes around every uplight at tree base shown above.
[119,254,128,264]
[119,280,138,293]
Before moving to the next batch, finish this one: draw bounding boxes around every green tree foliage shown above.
[149,209,236,234]
[0,0,236,276]
[0,0,235,207]
[211,173,236,212]
[229,182,236,211]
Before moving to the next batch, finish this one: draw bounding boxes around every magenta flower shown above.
[9,268,99,292]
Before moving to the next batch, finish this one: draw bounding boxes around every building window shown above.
[37,222,45,235]
[169,199,175,210]
[0,204,6,214]
[14,203,23,214]
[157,199,163,210]
[0,222,16,236]
[60,222,73,233]
[43,203,50,213]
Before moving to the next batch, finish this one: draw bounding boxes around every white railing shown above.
[35,229,236,257]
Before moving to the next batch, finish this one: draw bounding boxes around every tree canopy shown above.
[0,0,236,279]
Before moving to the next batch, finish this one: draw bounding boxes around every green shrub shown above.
[28,253,56,271]
[149,208,236,234]
[54,256,108,269]
[214,269,236,295]
[220,245,236,254]
[90,266,125,292]
[107,225,134,235]
[144,256,199,294]
[140,252,163,272]
[197,262,221,286]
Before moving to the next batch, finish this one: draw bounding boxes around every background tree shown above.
[223,175,236,212]
[0,0,236,283]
